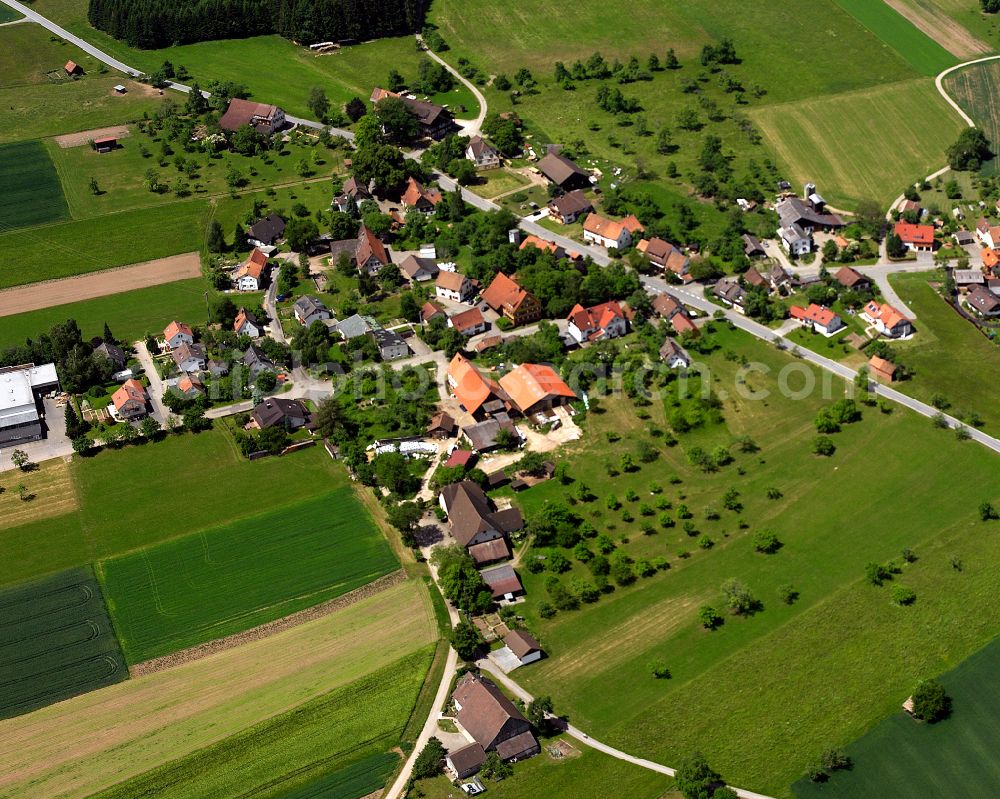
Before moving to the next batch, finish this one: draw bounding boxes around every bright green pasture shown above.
[512,325,1000,796]
[793,636,1000,798]
[99,489,399,663]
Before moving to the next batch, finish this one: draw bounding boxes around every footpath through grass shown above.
[793,636,1000,798]
[512,325,1000,796]
[100,488,399,663]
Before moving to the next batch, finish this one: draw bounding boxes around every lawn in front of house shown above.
[466,168,531,199]
[508,324,1000,796]
[888,270,1000,429]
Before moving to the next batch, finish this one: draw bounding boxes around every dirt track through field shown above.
[130,569,407,677]
[882,0,991,58]
[54,125,131,148]
[0,252,200,317]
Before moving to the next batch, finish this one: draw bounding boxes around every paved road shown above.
[476,659,776,799]
[646,276,1000,455]
[416,34,488,136]
[134,340,175,426]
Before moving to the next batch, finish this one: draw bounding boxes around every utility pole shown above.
[204,291,210,325]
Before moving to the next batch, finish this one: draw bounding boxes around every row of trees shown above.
[89,0,426,49]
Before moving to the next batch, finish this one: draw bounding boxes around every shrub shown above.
[812,436,836,456]
[697,535,714,549]
[721,578,757,615]
[979,501,998,521]
[766,487,782,500]
[778,583,798,604]
[546,551,570,573]
[890,585,916,605]
[865,561,891,586]
[698,604,723,629]
[649,659,671,679]
[910,679,950,722]
[752,529,781,554]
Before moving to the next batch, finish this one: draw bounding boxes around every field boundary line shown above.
[130,569,407,677]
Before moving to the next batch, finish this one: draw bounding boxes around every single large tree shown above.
[947,127,993,171]
[306,86,329,120]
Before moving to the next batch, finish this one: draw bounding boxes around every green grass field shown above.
[943,59,1000,173]
[752,78,965,207]
[0,200,207,288]
[99,489,399,663]
[510,324,1000,796]
[0,567,126,720]
[276,752,400,799]
[0,426,350,588]
[417,735,671,799]
[830,0,958,75]
[93,646,433,799]
[0,140,69,230]
[0,278,208,346]
[888,271,1000,429]
[793,636,1000,797]
[0,5,21,22]
[0,22,102,88]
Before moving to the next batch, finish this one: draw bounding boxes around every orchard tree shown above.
[911,679,950,722]
[307,86,329,120]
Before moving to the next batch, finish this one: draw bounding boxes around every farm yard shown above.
[793,636,1000,798]
[99,489,399,663]
[887,271,1000,430]
[830,0,958,75]
[751,78,965,207]
[0,580,437,798]
[0,139,69,230]
[509,325,1000,795]
[0,567,127,720]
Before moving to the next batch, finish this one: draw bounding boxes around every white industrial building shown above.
[0,363,59,445]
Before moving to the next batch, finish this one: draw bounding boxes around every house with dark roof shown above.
[504,630,543,666]
[713,279,748,312]
[462,415,521,452]
[480,564,526,601]
[250,397,309,430]
[438,480,523,553]
[967,285,1000,316]
[453,672,538,759]
[370,88,454,139]
[243,344,277,379]
[547,190,593,224]
[466,136,501,170]
[659,338,691,369]
[247,213,286,246]
[332,176,371,213]
[481,272,542,326]
[219,98,285,135]
[636,237,689,275]
[294,296,332,327]
[427,411,457,439]
[742,233,766,258]
[369,327,409,360]
[171,342,206,373]
[95,341,126,370]
[537,151,591,191]
[446,743,487,779]
[335,314,375,340]
[835,266,871,292]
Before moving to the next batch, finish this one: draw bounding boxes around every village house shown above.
[775,194,845,255]
[582,213,643,249]
[446,743,487,780]
[953,269,986,291]
[111,378,147,420]
[163,320,194,349]
[659,338,691,369]
[566,301,628,343]
[421,300,447,324]
[356,225,391,275]
[652,293,699,337]
[397,254,439,282]
[370,88,454,139]
[536,151,591,191]
[234,308,263,338]
[426,410,457,439]
[369,327,409,360]
[954,229,974,245]
[294,296,332,327]
[976,217,1000,250]
[247,213,286,247]
[435,270,477,303]
[967,285,1000,316]
[742,233,766,259]
[481,272,543,326]
[894,222,935,253]
[452,672,539,760]
[789,303,845,337]
[713,278,748,312]
[868,355,897,384]
[466,135,501,170]
[519,235,566,259]
[835,266,871,293]
[637,237,690,276]
[547,190,593,225]
[503,630,544,666]
[176,375,205,397]
[498,363,577,416]
[480,563,526,602]
[335,314,375,340]
[448,354,512,418]
[250,397,309,431]
[863,301,913,338]
[439,480,522,560]
[94,341,126,370]
[401,176,443,213]
[448,307,490,337]
[234,249,269,291]
[219,98,285,135]
[462,415,522,453]
[171,342,207,373]
[332,177,371,213]
[982,248,1000,273]
[243,344,277,379]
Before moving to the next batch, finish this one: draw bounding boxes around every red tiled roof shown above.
[448,354,502,415]
[518,235,562,256]
[567,301,624,335]
[894,221,934,247]
[481,272,535,315]
[790,303,838,327]
[499,363,576,414]
[163,320,192,341]
[449,307,486,332]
